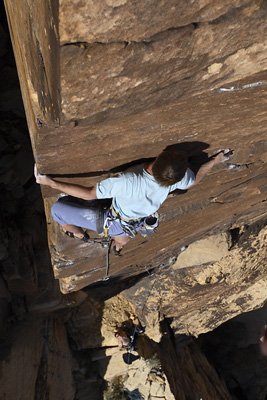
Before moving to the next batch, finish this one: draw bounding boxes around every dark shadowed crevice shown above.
[60,23,196,48]
[34,341,49,400]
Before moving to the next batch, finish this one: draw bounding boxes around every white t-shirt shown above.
[96,167,195,220]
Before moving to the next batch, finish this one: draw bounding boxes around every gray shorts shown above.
[51,198,127,237]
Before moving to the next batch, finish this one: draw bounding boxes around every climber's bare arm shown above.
[194,149,233,185]
[34,165,97,200]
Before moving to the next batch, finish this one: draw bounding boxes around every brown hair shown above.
[152,149,189,187]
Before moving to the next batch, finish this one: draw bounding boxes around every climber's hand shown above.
[213,149,234,165]
[34,164,54,186]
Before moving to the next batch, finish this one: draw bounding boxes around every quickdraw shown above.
[101,216,113,281]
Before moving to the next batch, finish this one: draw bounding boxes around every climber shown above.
[115,317,144,349]
[115,319,145,365]
[35,147,233,254]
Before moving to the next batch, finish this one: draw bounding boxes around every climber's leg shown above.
[51,199,99,234]
[62,224,85,239]
[51,198,129,242]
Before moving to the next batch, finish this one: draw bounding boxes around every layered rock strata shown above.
[68,294,231,400]
[4,0,267,292]
[3,6,267,398]
[4,0,267,400]
[122,222,267,340]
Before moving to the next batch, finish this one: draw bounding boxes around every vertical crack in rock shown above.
[34,341,49,400]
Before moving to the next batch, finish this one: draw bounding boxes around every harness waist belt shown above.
[110,205,142,223]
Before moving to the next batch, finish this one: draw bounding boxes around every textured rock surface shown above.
[3,5,267,399]
[38,80,267,174]
[173,232,230,269]
[68,295,136,348]
[61,2,267,122]
[0,14,88,400]
[159,332,231,400]
[3,1,267,399]
[59,0,248,44]
[200,303,267,399]
[4,0,60,132]
[67,293,231,400]
[103,357,176,400]
[122,223,267,340]
[0,317,75,400]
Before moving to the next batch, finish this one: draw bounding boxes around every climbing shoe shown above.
[64,231,90,243]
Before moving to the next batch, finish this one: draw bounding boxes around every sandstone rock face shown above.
[6,0,267,305]
[173,232,230,269]
[0,15,87,400]
[0,317,74,400]
[4,4,267,398]
[103,357,176,400]
[68,295,137,348]
[38,83,267,174]
[59,0,252,44]
[200,303,267,399]
[61,3,267,122]
[122,223,267,340]
[159,334,231,400]
[4,0,60,132]
[67,291,231,400]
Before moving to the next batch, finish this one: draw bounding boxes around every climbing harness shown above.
[110,205,159,238]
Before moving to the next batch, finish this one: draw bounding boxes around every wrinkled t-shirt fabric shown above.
[96,166,195,220]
